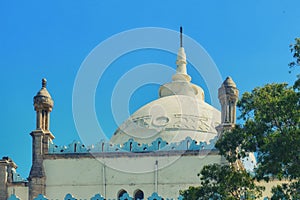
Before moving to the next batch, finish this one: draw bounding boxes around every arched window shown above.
[134,189,144,200]
[118,189,127,200]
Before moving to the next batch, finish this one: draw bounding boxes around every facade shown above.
[0,34,242,200]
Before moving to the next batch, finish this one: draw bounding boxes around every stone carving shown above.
[152,116,169,127]
[132,116,152,128]
[172,114,210,131]
[130,114,211,132]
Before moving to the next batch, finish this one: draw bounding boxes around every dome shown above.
[34,78,54,111]
[222,76,236,87]
[111,31,221,145]
[159,82,205,101]
[35,87,52,99]
[110,95,221,144]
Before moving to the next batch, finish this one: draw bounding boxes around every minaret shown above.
[34,78,53,131]
[217,76,239,134]
[29,78,54,200]
[218,77,244,170]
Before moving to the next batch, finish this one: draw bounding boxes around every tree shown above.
[268,39,300,199]
[216,83,300,199]
[289,38,300,69]
[271,181,300,200]
[182,39,300,199]
[181,83,299,199]
[217,83,300,180]
[289,38,300,89]
[180,164,264,200]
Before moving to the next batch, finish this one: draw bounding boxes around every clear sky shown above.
[0,0,299,177]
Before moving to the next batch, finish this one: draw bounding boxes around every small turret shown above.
[217,77,239,133]
[219,77,239,124]
[34,78,53,131]
[218,77,244,170]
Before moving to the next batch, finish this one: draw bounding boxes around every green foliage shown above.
[216,83,300,199]
[294,75,300,90]
[182,39,300,199]
[289,38,300,90]
[271,180,300,199]
[216,83,300,181]
[180,164,264,200]
[271,184,290,200]
[289,38,300,69]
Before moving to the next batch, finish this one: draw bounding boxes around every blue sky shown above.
[0,0,299,177]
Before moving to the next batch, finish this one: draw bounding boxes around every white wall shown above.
[44,153,222,199]
[7,185,28,200]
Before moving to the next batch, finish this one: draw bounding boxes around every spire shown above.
[42,78,47,88]
[180,26,183,47]
[172,26,191,82]
[158,27,204,100]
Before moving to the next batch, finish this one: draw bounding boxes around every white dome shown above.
[110,95,221,144]
[110,45,221,145]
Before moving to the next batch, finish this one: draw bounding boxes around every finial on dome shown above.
[172,26,191,82]
[180,26,183,47]
[42,78,47,88]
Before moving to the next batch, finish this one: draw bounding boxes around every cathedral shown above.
[0,30,242,200]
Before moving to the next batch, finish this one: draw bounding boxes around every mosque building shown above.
[1,30,246,200]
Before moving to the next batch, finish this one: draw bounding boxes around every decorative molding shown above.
[119,192,132,200]
[33,194,48,200]
[90,194,105,200]
[64,193,76,200]
[48,136,218,154]
[7,194,21,200]
[8,192,269,200]
[147,192,162,200]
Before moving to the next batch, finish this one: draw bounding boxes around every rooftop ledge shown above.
[48,136,218,155]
